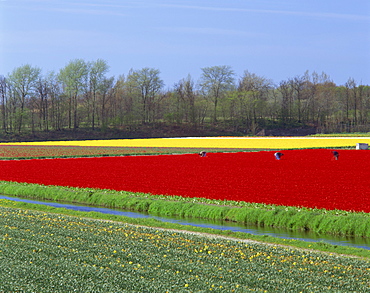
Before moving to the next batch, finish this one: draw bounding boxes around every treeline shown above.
[1,59,369,136]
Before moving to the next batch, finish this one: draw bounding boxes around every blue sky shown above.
[1,0,369,87]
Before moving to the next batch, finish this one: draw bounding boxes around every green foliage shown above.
[58,59,89,96]
[2,61,370,135]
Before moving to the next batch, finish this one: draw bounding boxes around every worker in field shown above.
[332,150,339,160]
[274,152,284,160]
[199,151,207,157]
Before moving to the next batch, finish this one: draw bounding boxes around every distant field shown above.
[0,145,249,159]
[1,136,369,149]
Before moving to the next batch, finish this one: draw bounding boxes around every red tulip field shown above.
[0,148,369,212]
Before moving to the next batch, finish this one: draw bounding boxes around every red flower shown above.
[0,149,368,212]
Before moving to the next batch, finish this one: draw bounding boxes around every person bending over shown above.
[274,152,284,160]
[332,151,339,160]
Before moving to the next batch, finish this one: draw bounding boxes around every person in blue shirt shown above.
[332,151,339,160]
[274,152,284,160]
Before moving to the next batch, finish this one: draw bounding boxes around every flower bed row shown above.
[0,204,368,292]
[0,149,369,212]
[0,145,240,159]
[2,136,370,148]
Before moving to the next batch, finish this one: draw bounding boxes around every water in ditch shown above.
[0,195,369,250]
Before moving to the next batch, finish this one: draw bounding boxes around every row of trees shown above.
[1,59,369,135]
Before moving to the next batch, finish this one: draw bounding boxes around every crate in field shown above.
[356,143,368,150]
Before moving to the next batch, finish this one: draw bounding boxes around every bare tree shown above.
[111,75,129,127]
[88,59,110,130]
[46,72,65,131]
[238,70,273,123]
[303,71,335,128]
[127,68,164,124]
[34,77,49,131]
[289,75,307,123]
[0,76,8,132]
[7,65,41,132]
[97,76,115,129]
[174,75,198,126]
[199,65,235,122]
[345,78,357,126]
[278,80,294,123]
[58,59,89,129]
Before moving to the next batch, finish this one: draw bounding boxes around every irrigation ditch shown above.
[0,194,369,251]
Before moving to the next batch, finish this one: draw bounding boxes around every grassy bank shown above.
[0,181,369,241]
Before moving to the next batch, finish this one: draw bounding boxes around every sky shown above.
[1,0,369,87]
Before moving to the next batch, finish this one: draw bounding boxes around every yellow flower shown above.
[5,136,369,149]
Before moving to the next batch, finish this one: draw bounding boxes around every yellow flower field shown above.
[1,136,370,149]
